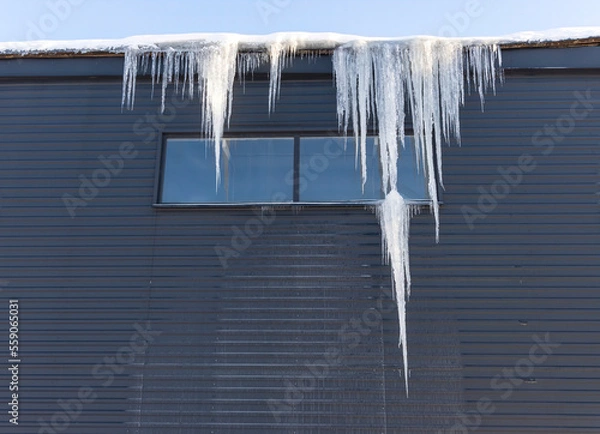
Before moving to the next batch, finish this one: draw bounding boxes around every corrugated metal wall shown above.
[0,56,598,433]
[427,70,600,433]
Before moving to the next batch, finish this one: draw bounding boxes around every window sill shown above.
[152,199,435,209]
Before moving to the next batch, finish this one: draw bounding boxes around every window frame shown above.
[153,131,436,208]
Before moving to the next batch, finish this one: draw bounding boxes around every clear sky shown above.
[1,0,600,42]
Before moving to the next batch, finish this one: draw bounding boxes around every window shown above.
[158,135,428,205]
[161,137,294,203]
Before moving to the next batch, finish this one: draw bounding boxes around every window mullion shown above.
[293,136,300,202]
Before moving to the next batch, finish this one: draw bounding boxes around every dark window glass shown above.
[299,137,382,202]
[159,135,428,204]
[395,136,428,200]
[160,138,294,203]
[299,136,427,202]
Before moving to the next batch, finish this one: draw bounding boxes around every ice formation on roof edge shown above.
[123,41,240,185]
[339,40,500,393]
[334,39,501,241]
[121,36,502,394]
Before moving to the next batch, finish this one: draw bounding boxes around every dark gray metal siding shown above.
[425,71,600,433]
[0,55,598,433]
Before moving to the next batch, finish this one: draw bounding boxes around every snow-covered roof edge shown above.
[1,27,600,57]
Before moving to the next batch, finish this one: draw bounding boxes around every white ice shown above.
[334,38,501,241]
[120,34,345,185]
[122,39,239,186]
[377,190,414,393]
[0,27,599,55]
[333,37,500,392]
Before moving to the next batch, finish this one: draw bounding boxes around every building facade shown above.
[0,38,599,433]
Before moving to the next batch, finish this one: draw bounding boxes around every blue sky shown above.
[1,0,600,42]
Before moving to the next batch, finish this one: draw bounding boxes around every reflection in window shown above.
[299,137,382,202]
[394,136,428,201]
[159,136,428,204]
[160,138,294,203]
[299,136,427,202]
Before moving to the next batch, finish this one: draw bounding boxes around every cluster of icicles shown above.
[121,37,502,392]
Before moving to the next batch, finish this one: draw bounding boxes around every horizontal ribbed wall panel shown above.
[422,72,600,433]
[0,76,459,434]
[0,66,598,433]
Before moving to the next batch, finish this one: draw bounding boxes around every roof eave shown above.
[0,37,599,60]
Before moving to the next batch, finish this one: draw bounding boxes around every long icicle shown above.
[334,37,501,393]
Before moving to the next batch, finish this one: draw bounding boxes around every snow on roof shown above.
[0,27,600,57]
[500,26,600,44]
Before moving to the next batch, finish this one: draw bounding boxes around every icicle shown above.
[173,51,182,94]
[150,52,158,99]
[161,49,174,113]
[333,41,372,190]
[377,190,412,394]
[371,43,402,193]
[122,40,240,185]
[334,38,501,240]
[267,39,298,113]
[196,41,239,186]
[466,44,504,111]
[334,37,501,393]
[121,48,139,111]
[237,52,268,92]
